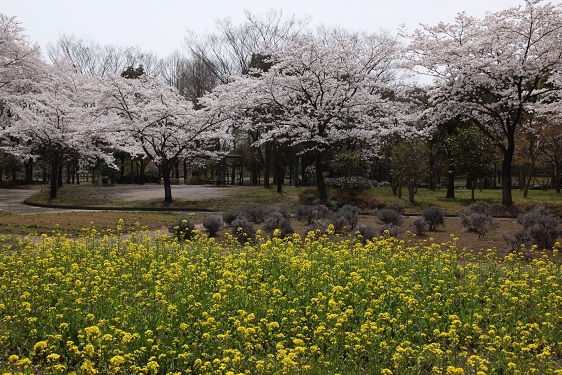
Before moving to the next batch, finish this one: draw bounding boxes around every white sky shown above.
[3,0,527,59]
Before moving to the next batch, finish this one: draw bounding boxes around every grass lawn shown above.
[369,186,562,216]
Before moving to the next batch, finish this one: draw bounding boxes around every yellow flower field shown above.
[0,227,561,374]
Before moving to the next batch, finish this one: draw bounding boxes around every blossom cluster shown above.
[0,229,561,374]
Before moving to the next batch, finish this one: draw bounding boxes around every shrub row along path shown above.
[0,185,235,214]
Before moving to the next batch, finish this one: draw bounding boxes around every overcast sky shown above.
[3,0,527,58]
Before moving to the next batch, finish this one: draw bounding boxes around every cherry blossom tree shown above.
[407,0,562,206]
[99,74,223,203]
[0,13,43,92]
[2,62,110,198]
[203,29,417,200]
[0,13,45,182]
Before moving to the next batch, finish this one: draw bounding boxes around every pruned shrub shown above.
[296,204,331,224]
[223,205,255,225]
[330,214,349,234]
[355,224,377,244]
[254,205,275,224]
[459,211,499,239]
[336,205,361,229]
[277,218,294,238]
[506,207,561,250]
[411,216,429,236]
[421,206,445,231]
[203,216,223,237]
[168,218,196,240]
[231,215,256,243]
[459,201,499,239]
[506,228,534,251]
[263,212,294,237]
[379,224,403,238]
[306,220,328,237]
[372,208,404,226]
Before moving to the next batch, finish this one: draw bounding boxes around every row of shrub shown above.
[170,201,561,250]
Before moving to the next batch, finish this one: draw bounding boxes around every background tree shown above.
[47,34,159,77]
[184,10,308,85]
[540,122,562,193]
[448,126,498,201]
[514,115,549,198]
[390,138,429,203]
[407,0,562,206]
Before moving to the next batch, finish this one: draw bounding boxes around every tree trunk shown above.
[129,158,134,183]
[25,159,33,184]
[501,141,515,206]
[446,169,455,198]
[276,163,283,194]
[315,150,327,201]
[119,155,125,181]
[522,164,536,199]
[263,144,271,188]
[161,164,173,203]
[408,180,416,203]
[471,178,476,201]
[554,162,561,193]
[58,164,63,188]
[251,155,259,186]
[518,167,525,191]
[293,155,300,187]
[49,158,59,199]
[139,158,147,184]
[66,164,71,184]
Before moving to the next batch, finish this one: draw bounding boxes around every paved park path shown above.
[0,185,236,215]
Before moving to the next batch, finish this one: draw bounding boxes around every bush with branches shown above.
[296,204,331,224]
[379,224,403,238]
[168,218,196,240]
[411,216,429,236]
[355,224,377,244]
[263,212,294,237]
[223,205,256,225]
[336,205,361,229]
[203,216,223,237]
[421,206,445,231]
[459,201,498,239]
[507,207,561,250]
[231,215,256,243]
[371,208,404,227]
